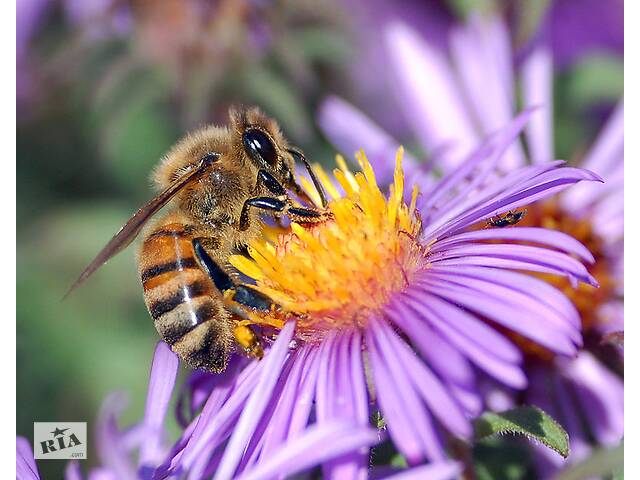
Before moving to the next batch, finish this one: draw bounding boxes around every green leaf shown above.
[555,441,623,480]
[474,406,570,458]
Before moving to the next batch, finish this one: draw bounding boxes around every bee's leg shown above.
[287,147,328,208]
[193,238,271,359]
[241,169,331,231]
[256,169,288,197]
[193,239,273,311]
[239,197,330,231]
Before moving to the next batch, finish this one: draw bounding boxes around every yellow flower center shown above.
[229,149,425,341]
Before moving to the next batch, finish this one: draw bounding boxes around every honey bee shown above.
[487,209,527,228]
[67,106,331,372]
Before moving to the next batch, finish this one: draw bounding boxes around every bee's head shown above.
[230,106,298,189]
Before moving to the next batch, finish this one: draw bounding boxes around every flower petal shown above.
[214,321,296,480]
[429,243,596,286]
[17,437,39,480]
[369,320,447,462]
[562,352,624,445]
[384,21,479,169]
[139,342,179,467]
[379,319,472,437]
[386,298,476,390]
[430,227,594,263]
[236,422,380,480]
[64,461,83,480]
[449,16,524,169]
[318,96,417,185]
[176,361,262,474]
[418,277,577,355]
[403,291,526,388]
[258,345,314,458]
[521,45,554,164]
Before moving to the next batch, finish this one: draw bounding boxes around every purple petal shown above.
[95,392,138,480]
[235,352,300,473]
[315,331,339,424]
[236,422,380,480]
[551,374,593,461]
[423,161,565,238]
[258,345,314,458]
[369,320,446,462]
[213,321,296,480]
[418,277,577,355]
[549,0,623,66]
[378,320,472,437]
[317,96,418,184]
[139,342,179,467]
[432,167,603,238]
[430,227,595,263]
[521,45,554,164]
[423,108,538,220]
[321,332,370,479]
[17,437,39,480]
[560,102,623,211]
[421,268,581,342]
[384,22,479,170]
[562,352,624,445]
[580,101,624,174]
[429,243,596,286]
[449,16,524,169]
[406,284,525,364]
[64,460,82,480]
[178,361,263,472]
[402,292,526,388]
[65,461,83,480]
[367,324,430,462]
[88,469,118,480]
[425,265,581,331]
[17,0,49,61]
[386,298,476,390]
[286,347,322,440]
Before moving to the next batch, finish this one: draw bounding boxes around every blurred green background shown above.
[17,0,622,478]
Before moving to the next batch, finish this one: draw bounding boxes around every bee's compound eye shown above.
[243,129,277,166]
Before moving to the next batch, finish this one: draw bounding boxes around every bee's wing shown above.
[65,157,215,298]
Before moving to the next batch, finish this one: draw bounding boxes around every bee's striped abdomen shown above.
[139,222,233,372]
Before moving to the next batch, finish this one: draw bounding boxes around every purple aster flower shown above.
[17,119,599,478]
[320,11,622,474]
[120,109,598,478]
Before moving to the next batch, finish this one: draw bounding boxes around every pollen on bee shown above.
[233,324,264,359]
